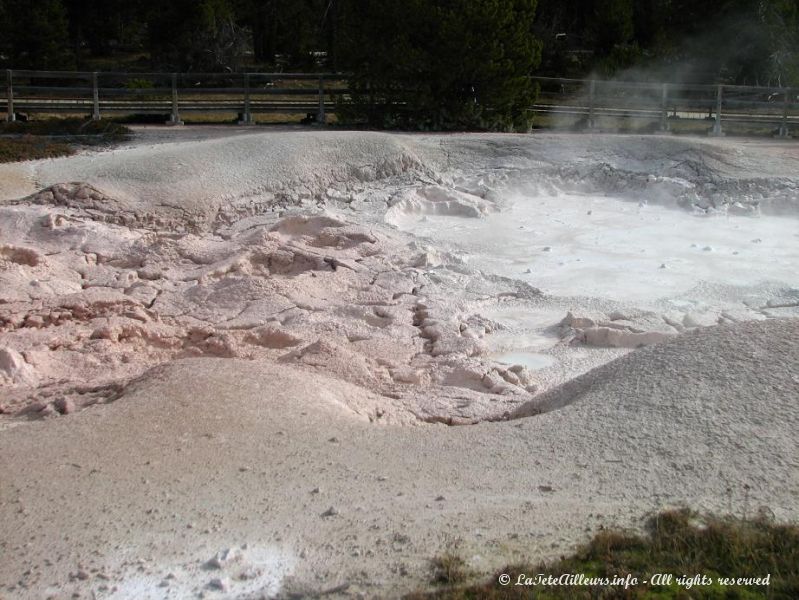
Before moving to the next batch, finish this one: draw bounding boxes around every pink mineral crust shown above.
[0,180,537,424]
[0,129,797,597]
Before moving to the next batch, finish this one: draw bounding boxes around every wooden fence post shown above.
[317,76,326,125]
[92,72,100,120]
[168,73,183,125]
[778,88,790,138]
[587,79,596,130]
[710,84,724,136]
[239,73,253,125]
[6,69,14,122]
[660,83,669,132]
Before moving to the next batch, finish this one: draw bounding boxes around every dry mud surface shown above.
[0,129,798,599]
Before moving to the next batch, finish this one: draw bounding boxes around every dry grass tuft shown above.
[0,137,74,163]
[407,509,799,599]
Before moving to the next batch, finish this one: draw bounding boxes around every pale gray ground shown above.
[0,130,797,599]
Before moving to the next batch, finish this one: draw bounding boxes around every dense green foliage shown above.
[534,0,799,84]
[407,509,799,599]
[337,0,541,130]
[0,0,72,69]
[1,0,798,128]
[2,0,797,82]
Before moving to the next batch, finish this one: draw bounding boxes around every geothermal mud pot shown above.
[0,130,798,598]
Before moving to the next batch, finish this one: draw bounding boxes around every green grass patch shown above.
[0,137,74,163]
[407,509,799,599]
[0,118,131,162]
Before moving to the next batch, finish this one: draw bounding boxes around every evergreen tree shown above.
[0,0,73,69]
[338,0,542,131]
[591,0,634,55]
[241,0,328,68]
[756,0,799,85]
[147,0,248,71]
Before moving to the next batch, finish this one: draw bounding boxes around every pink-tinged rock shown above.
[0,348,38,386]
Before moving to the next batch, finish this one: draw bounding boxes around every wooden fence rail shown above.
[3,70,348,125]
[2,69,797,135]
[530,76,797,136]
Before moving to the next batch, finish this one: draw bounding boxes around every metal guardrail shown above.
[3,70,347,125]
[2,69,797,135]
[529,76,797,136]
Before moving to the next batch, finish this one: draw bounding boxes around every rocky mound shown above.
[512,317,799,421]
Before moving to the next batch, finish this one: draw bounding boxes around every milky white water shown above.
[492,351,556,371]
[391,191,799,304]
